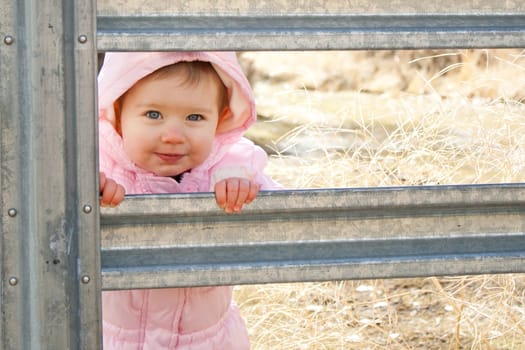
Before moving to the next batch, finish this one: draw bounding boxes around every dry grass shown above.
[235,49,525,349]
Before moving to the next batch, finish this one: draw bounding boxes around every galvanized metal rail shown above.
[96,0,525,50]
[102,185,525,290]
[97,14,525,50]
[1,0,525,348]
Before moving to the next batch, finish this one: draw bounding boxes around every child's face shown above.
[119,70,224,177]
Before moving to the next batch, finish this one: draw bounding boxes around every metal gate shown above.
[1,0,525,348]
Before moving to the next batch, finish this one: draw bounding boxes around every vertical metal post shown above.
[0,0,100,349]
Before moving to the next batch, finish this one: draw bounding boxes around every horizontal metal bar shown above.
[101,184,525,290]
[97,0,525,16]
[96,14,525,51]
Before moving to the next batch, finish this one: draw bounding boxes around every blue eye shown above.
[187,114,203,121]
[146,111,161,119]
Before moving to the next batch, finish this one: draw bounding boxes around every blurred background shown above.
[234,49,525,349]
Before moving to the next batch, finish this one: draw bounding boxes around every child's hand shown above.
[99,172,125,207]
[214,177,260,214]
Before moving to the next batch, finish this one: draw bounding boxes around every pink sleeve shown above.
[210,138,282,191]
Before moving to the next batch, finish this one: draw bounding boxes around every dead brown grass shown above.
[235,49,525,349]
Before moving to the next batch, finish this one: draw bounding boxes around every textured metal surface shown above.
[96,0,525,50]
[101,184,525,290]
[0,0,100,348]
[97,0,525,15]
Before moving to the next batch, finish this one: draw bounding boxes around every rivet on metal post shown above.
[7,208,17,217]
[8,277,18,286]
[3,35,14,45]
[77,34,88,44]
[82,204,92,214]
[81,275,90,284]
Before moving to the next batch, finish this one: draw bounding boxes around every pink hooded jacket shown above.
[98,52,280,349]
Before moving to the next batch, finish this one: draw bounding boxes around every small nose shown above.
[160,123,185,143]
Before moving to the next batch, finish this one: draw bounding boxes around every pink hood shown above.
[98,51,256,144]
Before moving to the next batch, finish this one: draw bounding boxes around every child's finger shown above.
[99,172,107,192]
[245,182,260,204]
[225,178,240,212]
[235,179,251,206]
[100,179,116,206]
[214,180,227,208]
[100,178,124,207]
[229,179,248,213]
[111,184,125,206]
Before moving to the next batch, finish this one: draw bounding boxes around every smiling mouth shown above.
[155,153,183,163]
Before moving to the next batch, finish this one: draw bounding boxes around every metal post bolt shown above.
[3,35,14,45]
[82,204,92,214]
